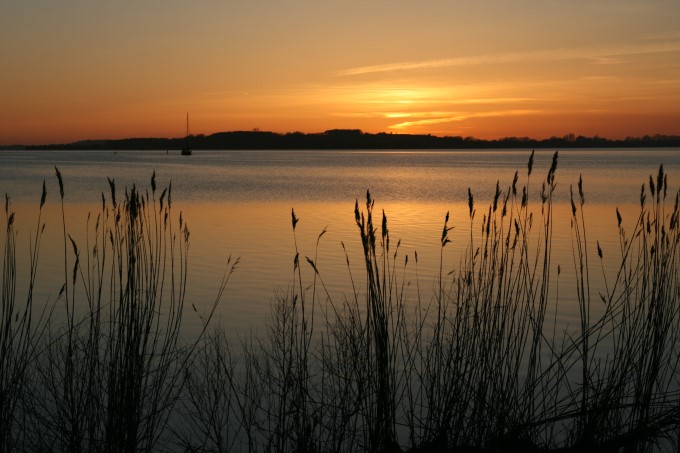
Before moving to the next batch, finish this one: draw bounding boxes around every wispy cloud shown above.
[388,109,541,129]
[453,97,538,105]
[337,42,680,76]
[383,111,456,119]
[206,91,250,96]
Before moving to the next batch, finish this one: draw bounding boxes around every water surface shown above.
[2,148,678,335]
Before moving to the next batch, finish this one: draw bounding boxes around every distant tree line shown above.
[19,129,680,150]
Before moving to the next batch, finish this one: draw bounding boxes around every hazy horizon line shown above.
[5,128,680,149]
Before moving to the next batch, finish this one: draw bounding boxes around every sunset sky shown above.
[1,0,680,145]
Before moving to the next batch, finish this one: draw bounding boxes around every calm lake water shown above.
[2,148,679,336]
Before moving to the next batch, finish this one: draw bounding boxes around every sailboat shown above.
[181,113,192,156]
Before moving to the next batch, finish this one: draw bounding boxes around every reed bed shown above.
[1,153,679,452]
[2,170,236,452]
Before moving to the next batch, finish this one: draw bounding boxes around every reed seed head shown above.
[646,214,651,234]
[502,191,509,217]
[291,208,299,230]
[68,234,79,284]
[129,185,138,221]
[541,182,548,204]
[441,212,453,247]
[493,181,500,212]
[381,209,388,240]
[547,151,558,185]
[55,166,64,199]
[40,180,46,208]
[306,256,317,273]
[108,177,116,207]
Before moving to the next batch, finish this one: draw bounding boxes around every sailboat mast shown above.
[181,113,192,155]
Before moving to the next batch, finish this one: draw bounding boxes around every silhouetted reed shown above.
[183,151,679,452]
[0,184,50,451]
[2,170,236,452]
[2,153,680,452]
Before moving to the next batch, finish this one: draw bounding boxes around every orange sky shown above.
[1,1,680,145]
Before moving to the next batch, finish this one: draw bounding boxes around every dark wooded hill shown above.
[23,129,680,150]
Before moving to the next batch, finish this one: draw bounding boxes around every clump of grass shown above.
[178,151,680,453]
[557,164,680,450]
[15,170,236,452]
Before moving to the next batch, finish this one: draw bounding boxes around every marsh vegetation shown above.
[2,152,679,452]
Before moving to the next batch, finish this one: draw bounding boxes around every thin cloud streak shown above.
[388,110,542,129]
[338,41,680,76]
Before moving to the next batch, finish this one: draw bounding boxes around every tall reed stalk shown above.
[0,184,49,451]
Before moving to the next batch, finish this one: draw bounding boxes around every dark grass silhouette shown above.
[2,153,679,452]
